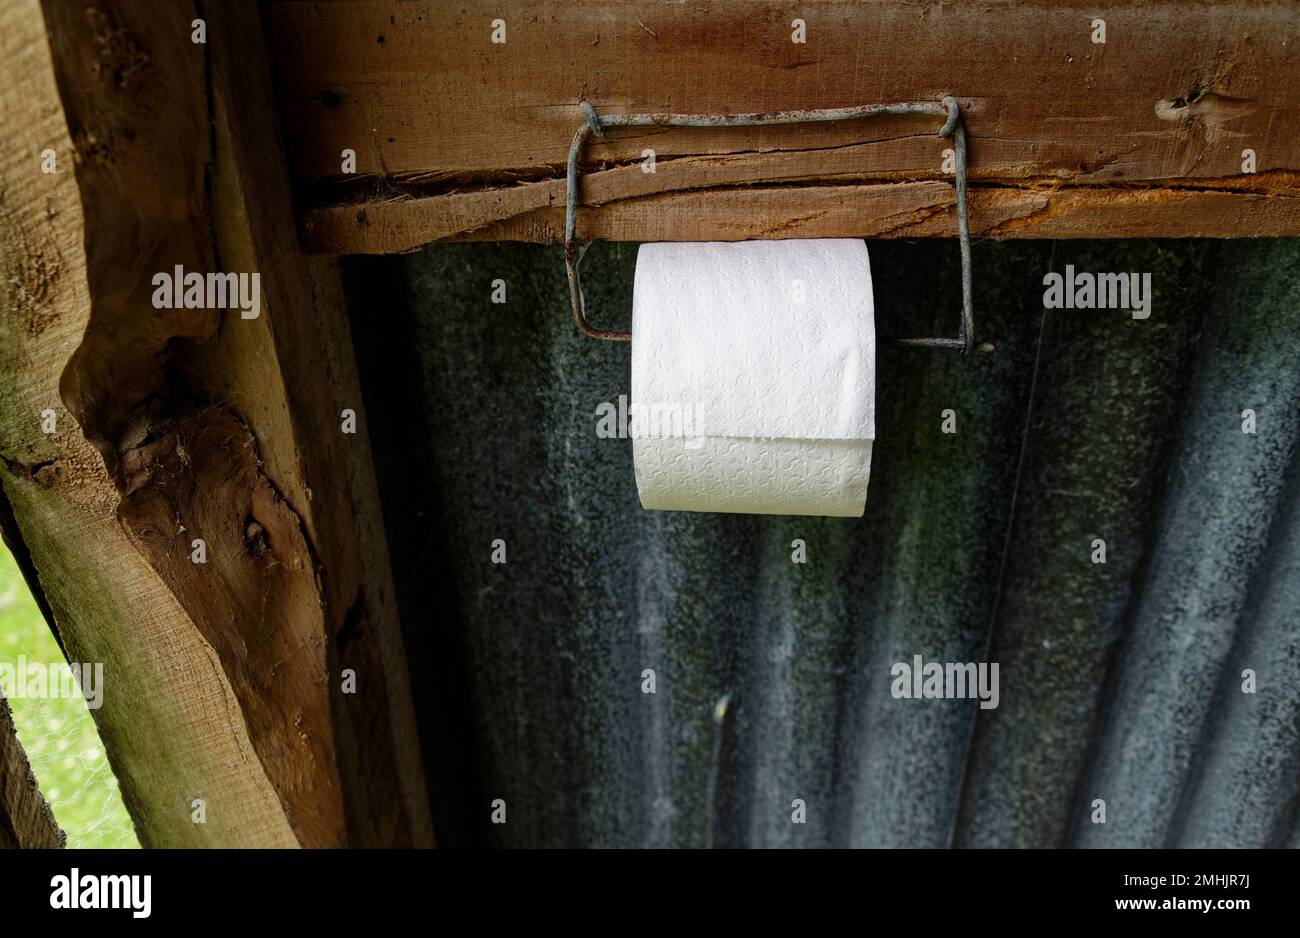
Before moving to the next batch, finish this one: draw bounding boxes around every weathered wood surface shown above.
[0,696,65,848]
[2,0,298,849]
[0,0,430,846]
[263,0,1300,252]
[201,0,433,847]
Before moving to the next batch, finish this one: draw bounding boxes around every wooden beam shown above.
[201,0,434,847]
[1,0,299,850]
[0,0,430,846]
[0,697,65,849]
[318,176,1300,250]
[263,0,1300,252]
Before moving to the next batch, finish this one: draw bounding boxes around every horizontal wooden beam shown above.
[265,0,1300,252]
[205,0,433,847]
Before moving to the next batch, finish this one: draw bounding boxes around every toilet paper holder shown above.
[565,96,988,353]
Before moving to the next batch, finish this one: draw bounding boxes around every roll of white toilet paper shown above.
[630,239,875,517]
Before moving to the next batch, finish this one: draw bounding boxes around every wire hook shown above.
[565,96,984,353]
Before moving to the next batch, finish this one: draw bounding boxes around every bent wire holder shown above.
[565,96,985,353]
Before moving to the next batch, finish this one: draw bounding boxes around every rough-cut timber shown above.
[199,0,433,847]
[263,0,1300,252]
[0,696,65,849]
[2,0,297,850]
[0,0,430,846]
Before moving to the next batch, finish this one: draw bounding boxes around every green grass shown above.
[0,544,138,848]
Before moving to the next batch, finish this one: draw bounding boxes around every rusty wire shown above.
[565,96,981,353]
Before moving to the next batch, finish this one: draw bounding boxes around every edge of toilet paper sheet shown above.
[632,435,873,517]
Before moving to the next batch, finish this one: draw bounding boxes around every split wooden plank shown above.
[0,0,431,846]
[0,696,65,849]
[320,176,1300,251]
[263,0,1300,251]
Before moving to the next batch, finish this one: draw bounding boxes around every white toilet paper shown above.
[631,239,875,517]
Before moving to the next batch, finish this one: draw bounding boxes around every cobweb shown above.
[0,547,138,849]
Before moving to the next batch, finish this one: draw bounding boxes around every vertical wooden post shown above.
[0,0,431,846]
[0,697,65,849]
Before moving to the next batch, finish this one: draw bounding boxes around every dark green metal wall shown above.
[342,237,1300,848]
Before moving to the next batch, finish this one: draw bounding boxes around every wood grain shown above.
[0,697,65,849]
[1,0,299,848]
[39,0,352,847]
[0,0,431,846]
[202,0,433,847]
[263,0,1300,251]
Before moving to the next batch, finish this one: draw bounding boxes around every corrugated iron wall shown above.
[342,237,1300,848]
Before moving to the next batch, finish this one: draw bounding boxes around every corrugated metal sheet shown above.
[341,237,1300,848]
